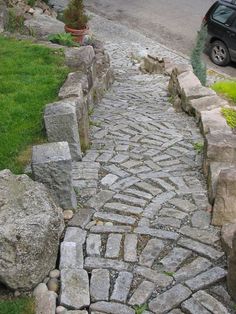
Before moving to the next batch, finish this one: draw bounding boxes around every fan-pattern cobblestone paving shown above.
[60,18,234,314]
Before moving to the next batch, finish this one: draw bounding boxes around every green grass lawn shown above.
[222,107,236,129]
[211,80,236,103]
[0,36,69,173]
[0,297,35,314]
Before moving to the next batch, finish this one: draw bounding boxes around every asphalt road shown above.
[85,0,236,77]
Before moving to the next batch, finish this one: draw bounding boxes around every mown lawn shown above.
[0,297,35,314]
[0,36,69,173]
[212,80,236,103]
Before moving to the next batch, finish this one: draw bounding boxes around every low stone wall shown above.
[31,42,114,213]
[145,55,236,301]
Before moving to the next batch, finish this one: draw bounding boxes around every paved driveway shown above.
[85,0,236,77]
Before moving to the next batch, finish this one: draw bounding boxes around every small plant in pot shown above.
[63,0,89,43]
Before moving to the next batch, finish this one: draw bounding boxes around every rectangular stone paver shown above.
[110,177,140,191]
[104,164,129,178]
[111,271,133,303]
[179,226,219,244]
[178,238,224,261]
[185,267,227,291]
[174,256,212,283]
[155,217,182,228]
[113,193,147,207]
[149,284,192,313]
[86,234,101,256]
[134,227,179,241]
[105,202,143,215]
[60,269,90,310]
[159,207,188,220]
[101,174,118,187]
[105,234,122,258]
[86,190,115,210]
[181,297,211,314]
[90,269,110,301]
[96,152,113,163]
[128,281,155,306]
[168,198,197,212]
[192,290,230,314]
[94,212,136,225]
[160,247,192,272]
[135,181,162,195]
[64,227,87,245]
[139,239,164,267]
[68,207,95,229]
[152,191,176,206]
[90,301,135,314]
[135,266,173,288]
[85,257,129,271]
[126,188,153,200]
[110,153,129,164]
[142,202,161,219]
[124,234,138,262]
[60,242,83,269]
[90,225,132,234]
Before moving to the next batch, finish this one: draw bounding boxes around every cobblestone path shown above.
[60,17,234,314]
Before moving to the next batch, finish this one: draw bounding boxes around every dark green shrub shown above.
[63,0,89,29]
[27,0,36,7]
[191,25,207,86]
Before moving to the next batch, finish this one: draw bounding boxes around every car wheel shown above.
[210,40,230,66]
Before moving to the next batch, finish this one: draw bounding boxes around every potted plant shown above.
[63,0,89,43]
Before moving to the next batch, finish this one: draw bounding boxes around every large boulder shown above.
[24,12,64,38]
[0,169,64,290]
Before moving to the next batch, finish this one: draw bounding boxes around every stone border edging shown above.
[143,55,236,300]
[31,42,114,313]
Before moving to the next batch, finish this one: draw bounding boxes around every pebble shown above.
[63,210,74,220]
[49,269,60,279]
[56,306,67,314]
[47,278,59,293]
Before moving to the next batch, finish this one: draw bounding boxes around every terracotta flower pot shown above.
[65,25,89,44]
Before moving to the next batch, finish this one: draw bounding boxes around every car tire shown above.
[210,40,230,66]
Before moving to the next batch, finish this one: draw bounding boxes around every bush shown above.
[63,0,88,29]
[5,8,25,34]
[48,33,80,47]
[191,25,207,86]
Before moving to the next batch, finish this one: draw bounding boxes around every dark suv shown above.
[204,0,236,66]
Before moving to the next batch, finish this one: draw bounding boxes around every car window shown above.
[212,5,235,24]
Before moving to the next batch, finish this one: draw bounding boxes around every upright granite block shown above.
[200,107,232,136]
[32,142,77,210]
[189,95,228,121]
[58,74,90,150]
[44,101,82,161]
[212,168,236,226]
[65,46,95,72]
[227,230,236,301]
[204,132,236,175]
[207,162,235,204]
